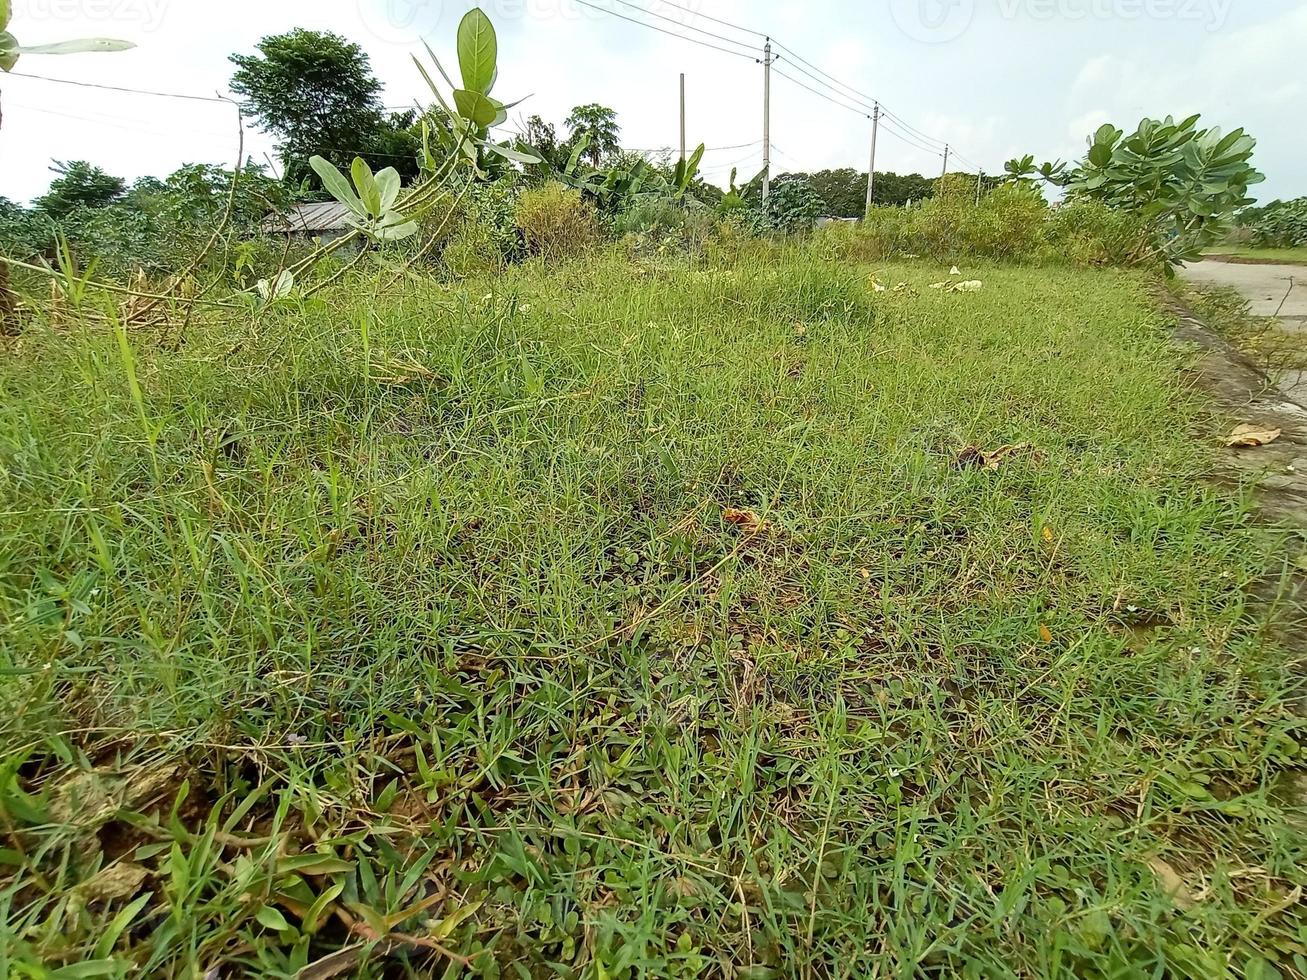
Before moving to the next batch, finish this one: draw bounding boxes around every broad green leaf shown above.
[17,38,135,55]
[309,156,365,217]
[0,0,9,31]
[0,31,19,72]
[376,211,419,242]
[484,142,542,165]
[456,7,497,95]
[255,905,292,932]
[351,157,381,218]
[374,167,402,212]
[453,88,498,128]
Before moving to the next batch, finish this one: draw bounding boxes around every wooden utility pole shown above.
[679,73,686,162]
[762,38,772,202]
[864,103,880,218]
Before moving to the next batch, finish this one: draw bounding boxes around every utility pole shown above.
[864,102,880,218]
[679,73,686,163]
[975,170,983,205]
[762,38,772,202]
[941,144,950,179]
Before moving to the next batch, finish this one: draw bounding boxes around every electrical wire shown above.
[771,67,871,120]
[603,0,759,55]
[628,0,767,38]
[570,0,759,60]
[7,70,230,103]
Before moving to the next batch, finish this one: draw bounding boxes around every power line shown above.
[7,70,230,104]
[570,0,759,61]
[771,67,871,121]
[628,0,767,38]
[879,118,945,158]
[603,0,759,55]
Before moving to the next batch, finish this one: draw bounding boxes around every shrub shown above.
[1251,198,1307,247]
[612,198,686,237]
[764,179,825,234]
[442,220,507,277]
[515,181,599,260]
[1045,198,1155,267]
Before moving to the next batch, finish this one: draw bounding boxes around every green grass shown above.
[1204,245,1307,265]
[1,244,1303,978]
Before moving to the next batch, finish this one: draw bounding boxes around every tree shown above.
[34,160,125,218]
[229,29,419,185]
[565,104,620,167]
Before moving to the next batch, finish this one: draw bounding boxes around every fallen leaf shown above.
[1039,624,1054,644]
[929,281,947,290]
[1146,857,1200,911]
[950,265,961,276]
[723,508,768,535]
[1042,527,1055,544]
[74,862,149,905]
[870,280,887,293]
[950,280,984,293]
[956,443,1031,471]
[1225,424,1282,448]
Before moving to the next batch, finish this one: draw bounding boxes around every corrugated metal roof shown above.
[264,202,353,234]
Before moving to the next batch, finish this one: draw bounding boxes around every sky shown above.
[0,0,1303,205]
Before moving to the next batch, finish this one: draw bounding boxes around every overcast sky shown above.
[0,0,1302,204]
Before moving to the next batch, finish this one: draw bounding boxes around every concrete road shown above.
[1182,259,1306,328]
[1181,259,1307,402]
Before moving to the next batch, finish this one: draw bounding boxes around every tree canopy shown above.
[565,104,621,167]
[35,160,126,218]
[229,29,420,186]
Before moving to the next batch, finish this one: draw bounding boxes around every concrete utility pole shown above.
[679,73,686,162]
[864,102,880,218]
[941,144,950,179]
[975,170,984,205]
[762,38,772,202]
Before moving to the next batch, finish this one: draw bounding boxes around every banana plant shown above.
[308,156,418,242]
[0,0,135,73]
[413,8,540,179]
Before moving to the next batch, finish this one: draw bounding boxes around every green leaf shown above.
[484,142,542,165]
[309,156,365,218]
[277,853,355,876]
[456,7,497,96]
[453,88,498,128]
[351,157,381,218]
[17,38,135,55]
[375,213,419,242]
[374,167,402,212]
[255,905,293,932]
[93,894,152,959]
[0,0,9,31]
[0,31,18,72]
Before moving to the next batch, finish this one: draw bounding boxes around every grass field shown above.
[1204,246,1307,265]
[1,245,1303,978]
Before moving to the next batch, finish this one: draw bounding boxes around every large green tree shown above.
[564,104,620,167]
[229,29,419,186]
[34,160,125,218]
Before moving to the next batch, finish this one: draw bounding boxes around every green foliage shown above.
[34,160,125,218]
[825,183,1152,268]
[761,178,825,234]
[0,248,1301,977]
[1007,114,1265,267]
[514,181,599,259]
[229,28,419,183]
[413,9,540,181]
[0,2,132,73]
[1245,197,1307,247]
[309,156,417,241]
[565,104,621,167]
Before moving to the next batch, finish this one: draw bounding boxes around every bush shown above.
[442,220,507,277]
[1251,198,1307,247]
[817,185,1156,269]
[612,199,686,237]
[764,179,825,234]
[515,181,600,260]
[1045,198,1154,267]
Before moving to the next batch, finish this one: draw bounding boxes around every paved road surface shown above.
[1182,259,1307,401]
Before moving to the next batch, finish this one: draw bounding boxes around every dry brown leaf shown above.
[956,443,1031,471]
[1146,857,1200,910]
[75,862,149,904]
[1039,624,1054,644]
[1226,424,1282,448]
[723,508,768,535]
[1042,527,1055,545]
